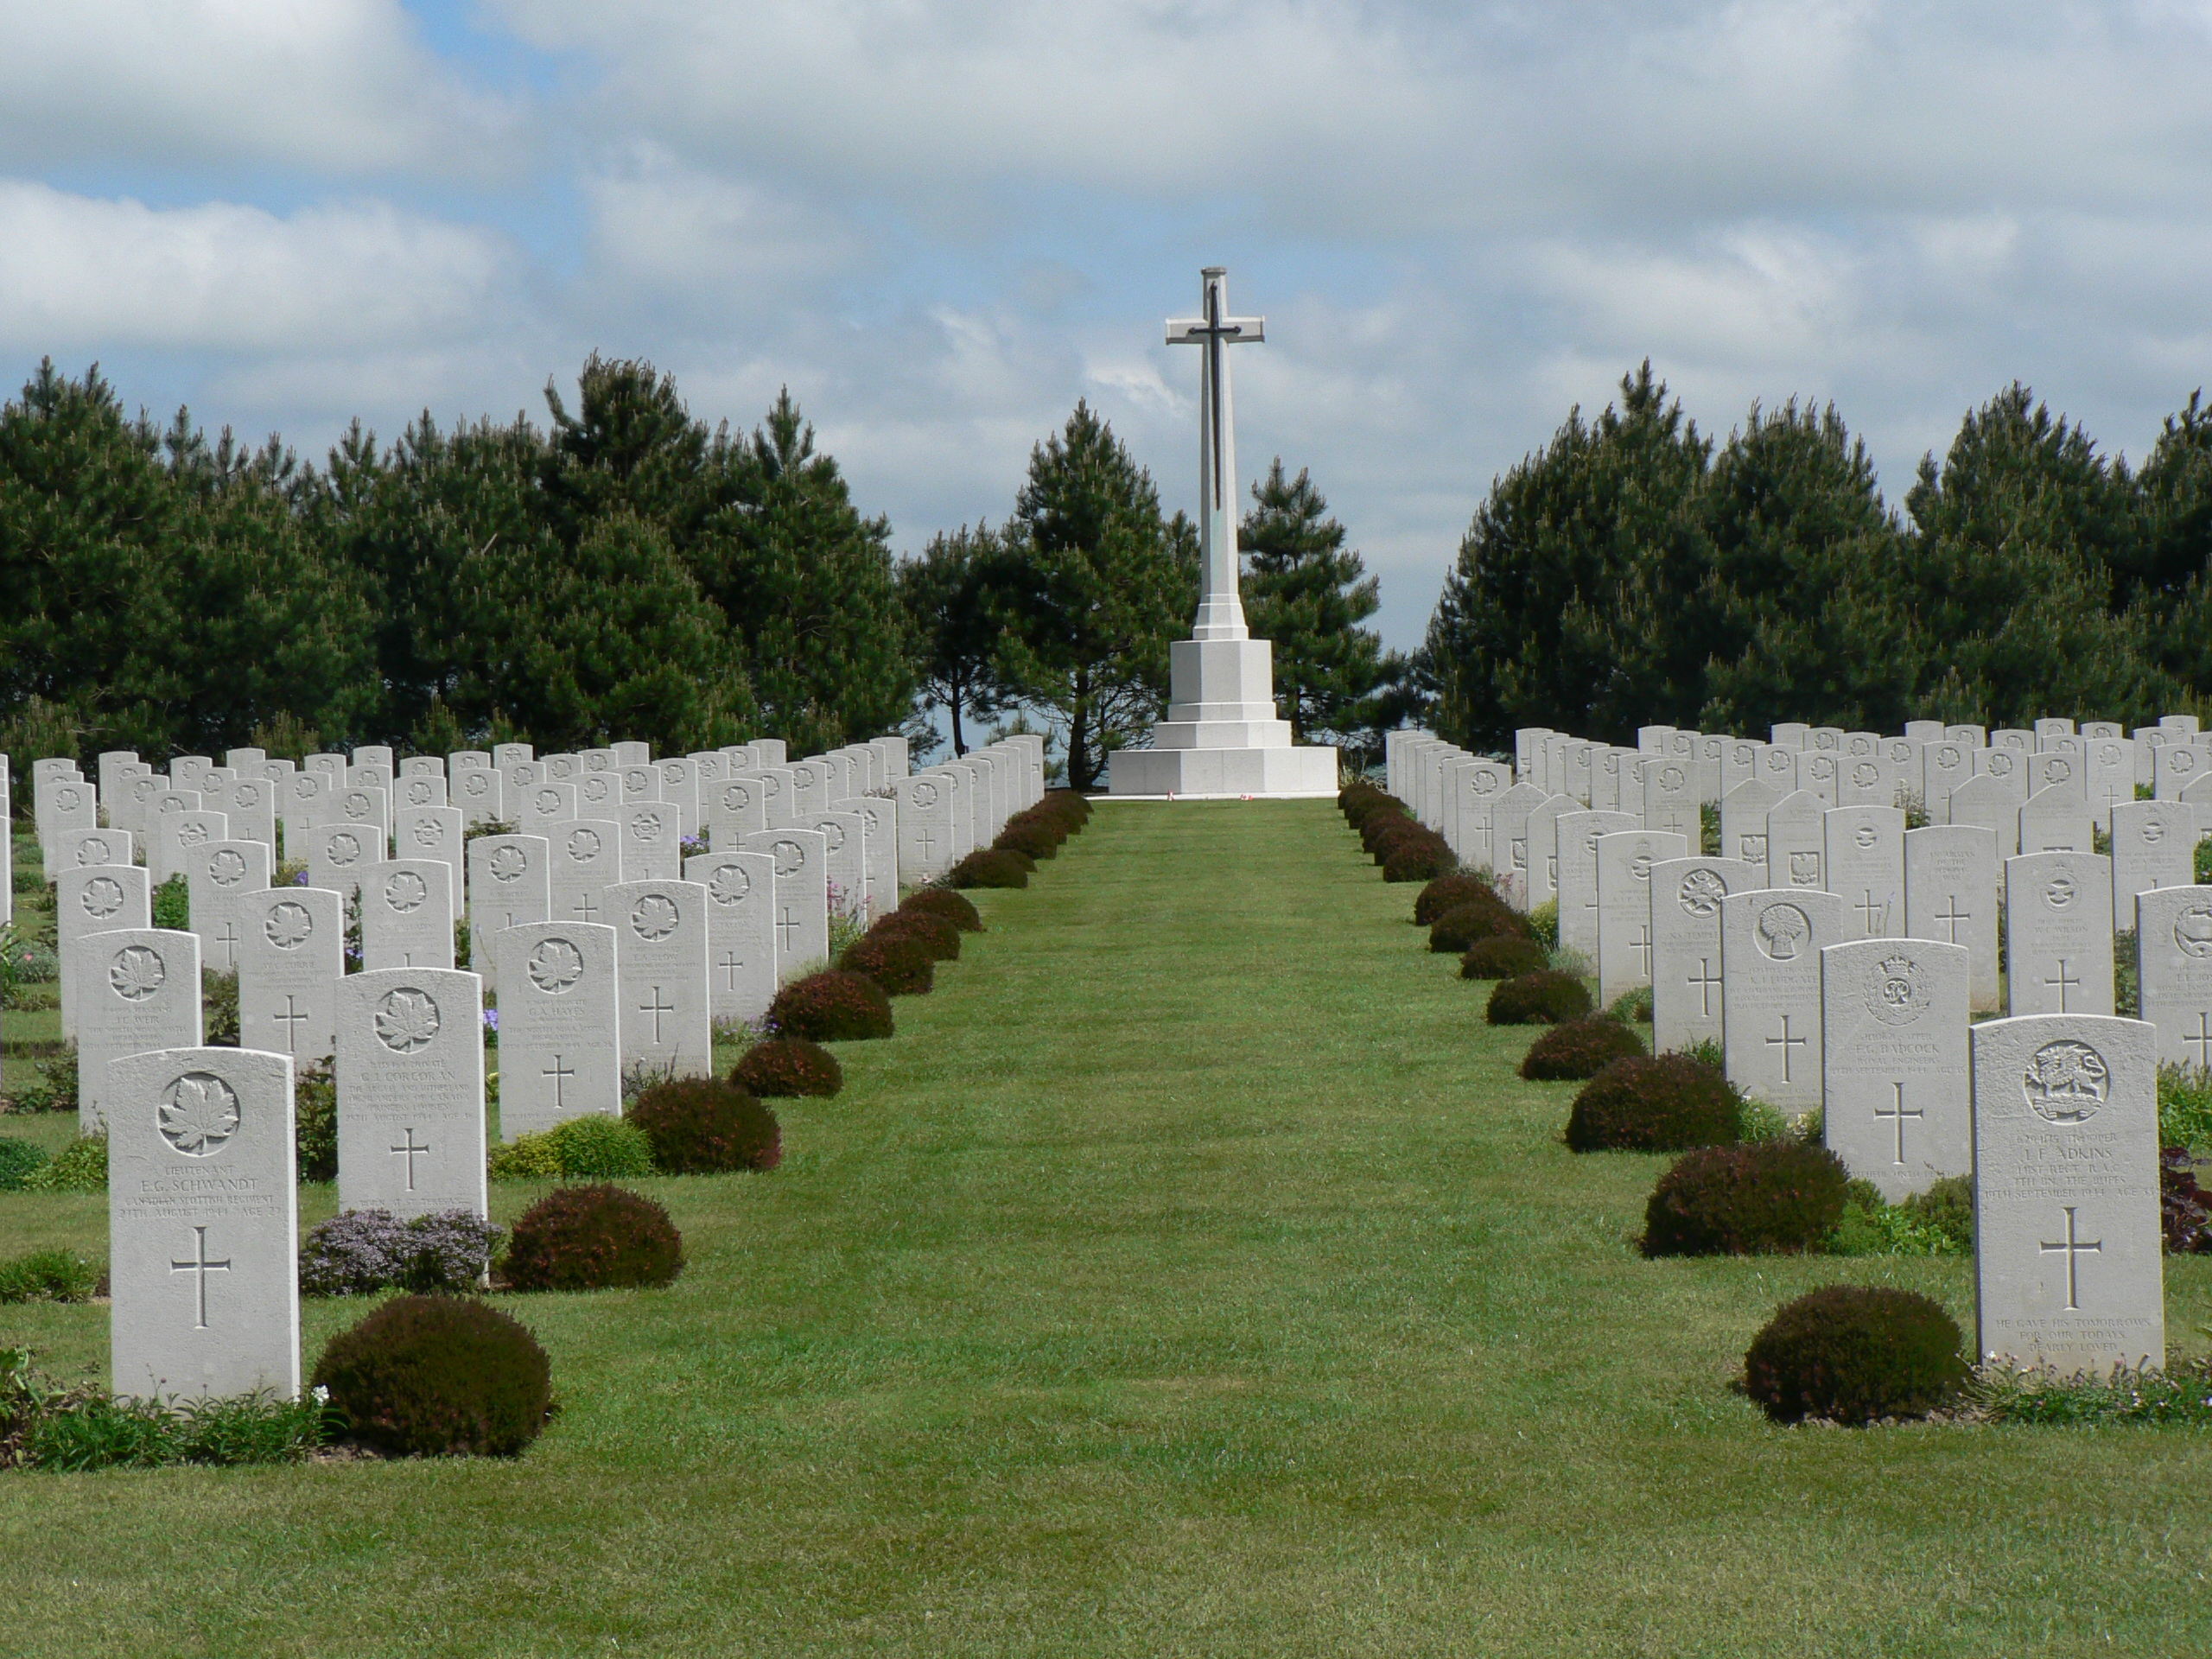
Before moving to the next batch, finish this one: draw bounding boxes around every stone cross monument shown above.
[1108,267,1338,798]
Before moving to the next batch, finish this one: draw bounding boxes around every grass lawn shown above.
[3,799,2210,1656]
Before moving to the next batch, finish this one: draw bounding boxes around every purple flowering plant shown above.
[297,1208,504,1296]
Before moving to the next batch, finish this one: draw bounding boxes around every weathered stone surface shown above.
[548,818,623,928]
[1764,789,1828,893]
[1971,1014,2162,1372]
[107,1045,297,1402]
[185,839,271,975]
[237,886,343,1062]
[77,927,203,1132]
[1594,830,1689,1006]
[2018,785,2094,855]
[1649,855,1761,1052]
[741,828,830,979]
[1824,805,1907,940]
[686,851,780,1025]
[2108,799,2194,921]
[1904,825,2001,1013]
[606,879,714,1078]
[360,860,456,972]
[1821,938,1972,1200]
[2005,851,2116,1017]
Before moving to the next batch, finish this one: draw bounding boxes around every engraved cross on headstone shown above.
[776,906,798,951]
[719,950,742,991]
[1166,265,1265,643]
[1766,1014,1807,1083]
[216,920,241,966]
[1873,1081,1923,1165]
[389,1128,432,1192]
[170,1225,232,1330]
[1934,896,1969,944]
[917,828,936,861]
[1688,957,1722,1018]
[2039,1205,2103,1310]
[2044,958,2081,1012]
[573,892,600,924]
[543,1055,575,1109]
[641,986,676,1044]
[2189,1012,2212,1070]
[274,995,308,1053]
[1855,889,1886,936]
[1631,925,1653,977]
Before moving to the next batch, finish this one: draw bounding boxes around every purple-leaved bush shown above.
[298,1208,505,1296]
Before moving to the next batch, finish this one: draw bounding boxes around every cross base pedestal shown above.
[1106,635,1338,798]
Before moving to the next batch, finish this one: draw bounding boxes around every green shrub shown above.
[17,1133,106,1193]
[1827,1179,1967,1256]
[1606,985,1655,1024]
[1039,789,1090,829]
[295,1058,338,1182]
[1338,783,1402,830]
[1428,899,1525,952]
[202,969,239,1046]
[837,931,935,995]
[868,910,961,961]
[628,1077,781,1173]
[1527,898,1560,950]
[1970,1354,2212,1425]
[2,1349,327,1470]
[1485,969,1594,1027]
[1460,935,1548,980]
[901,887,982,932]
[312,1295,552,1456]
[734,1037,843,1098]
[1382,830,1455,884]
[1521,1017,1645,1081]
[2158,1062,2212,1151]
[488,1132,565,1181]
[0,1136,52,1191]
[152,874,188,931]
[1361,811,1422,855]
[2,1044,79,1116]
[950,849,1030,889]
[543,1114,656,1179]
[1413,872,1494,925]
[0,1249,100,1303]
[768,970,895,1041]
[1566,1053,1742,1153]
[1743,1286,1968,1425]
[1643,1142,1851,1256]
[2163,1148,2212,1252]
[1900,1175,1974,1252]
[503,1185,683,1292]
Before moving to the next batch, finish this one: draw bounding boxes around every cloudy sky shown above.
[5,1,2211,648]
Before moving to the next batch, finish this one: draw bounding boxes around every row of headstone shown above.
[1382,722,2172,1376]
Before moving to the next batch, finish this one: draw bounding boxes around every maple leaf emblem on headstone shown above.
[527,938,584,994]
[82,877,124,918]
[374,988,442,1053]
[489,846,527,882]
[264,901,314,949]
[709,866,751,905]
[159,1071,240,1156]
[110,944,166,1001]
[631,894,681,941]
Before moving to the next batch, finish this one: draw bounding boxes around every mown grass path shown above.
[3,799,2210,1656]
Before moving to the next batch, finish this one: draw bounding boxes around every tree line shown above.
[1421,362,2212,748]
[0,358,1396,789]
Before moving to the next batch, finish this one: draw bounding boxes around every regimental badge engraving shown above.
[1866,952,1929,1026]
[1755,903,1811,962]
[2176,904,2212,959]
[1677,868,1725,917]
[2044,874,2077,911]
[2022,1039,2108,1123]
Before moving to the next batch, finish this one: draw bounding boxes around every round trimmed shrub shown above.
[503,1184,684,1291]
[1642,1143,1851,1257]
[1521,1016,1646,1081]
[1039,790,1091,829]
[767,970,895,1041]
[311,1294,552,1456]
[1428,898,1525,952]
[734,1037,843,1098]
[628,1077,781,1173]
[950,849,1030,889]
[1382,832,1456,884]
[901,888,982,931]
[1414,872,1495,926]
[1743,1286,1969,1425]
[1363,812,1422,857]
[1459,936,1549,981]
[993,817,1062,860]
[869,911,960,961]
[1485,969,1593,1026]
[838,931,935,995]
[1565,1053,1742,1152]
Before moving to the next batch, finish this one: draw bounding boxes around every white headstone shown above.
[607,879,714,1077]
[1971,1014,2162,1372]
[894,774,957,885]
[493,741,534,769]
[454,763,505,829]
[2005,851,2116,1016]
[709,774,770,849]
[1718,778,1781,868]
[1764,789,1827,893]
[1793,749,1840,807]
[2018,784,2093,855]
[843,795,897,921]
[1720,888,1847,1116]
[158,809,227,893]
[575,769,620,817]
[1555,810,1638,961]
[688,851,782,1025]
[1904,824,2001,1013]
[494,922,621,1138]
[107,1045,297,1402]
[1921,738,1974,819]
[361,859,456,972]
[1642,753,1698,841]
[1943,772,2019,855]
[1491,783,1548,911]
[742,829,830,980]
[1824,805,1906,940]
[307,822,376,903]
[395,805,467,924]
[1649,855,1760,1052]
[466,832,552,994]
[56,863,150,1039]
[330,785,391,849]
[1594,830,1688,1006]
[621,802,683,882]
[334,967,488,1219]
[549,819,623,928]
[2135,887,2212,1073]
[76,927,203,1131]
[1821,937,1972,1200]
[237,886,343,1062]
[2108,799,2194,925]
[185,837,270,975]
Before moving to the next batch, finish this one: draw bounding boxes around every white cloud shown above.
[578,146,860,303]
[0,181,515,353]
[0,0,522,176]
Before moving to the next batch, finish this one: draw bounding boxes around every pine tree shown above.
[998,402,1196,790]
[1239,460,1389,750]
[899,523,1008,756]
